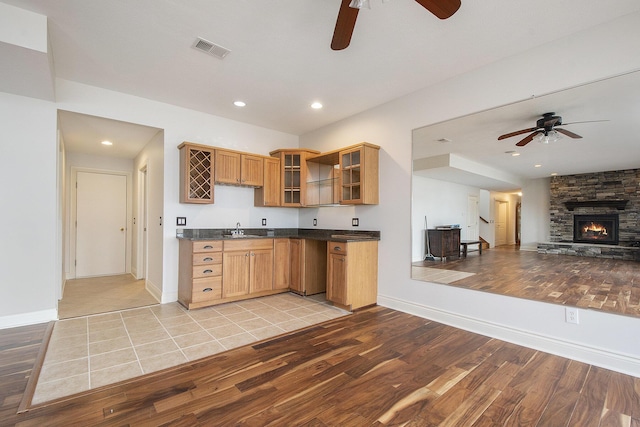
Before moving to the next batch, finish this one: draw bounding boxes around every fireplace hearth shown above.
[573,214,619,245]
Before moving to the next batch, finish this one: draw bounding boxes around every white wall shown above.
[520,177,551,250]
[0,92,57,327]
[299,12,640,376]
[132,131,164,301]
[411,176,480,262]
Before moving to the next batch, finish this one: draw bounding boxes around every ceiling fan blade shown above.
[331,0,359,50]
[515,131,540,147]
[560,119,610,126]
[414,0,461,19]
[497,127,538,140]
[555,128,583,139]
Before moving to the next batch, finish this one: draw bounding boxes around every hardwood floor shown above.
[4,306,639,426]
[413,247,640,318]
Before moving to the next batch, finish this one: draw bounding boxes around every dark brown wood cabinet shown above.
[427,228,461,260]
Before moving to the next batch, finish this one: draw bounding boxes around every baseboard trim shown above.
[145,278,162,303]
[0,309,57,330]
[378,294,640,378]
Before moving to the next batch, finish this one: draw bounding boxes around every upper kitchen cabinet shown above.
[270,149,319,207]
[254,156,281,207]
[340,143,379,205]
[178,142,215,204]
[215,149,264,187]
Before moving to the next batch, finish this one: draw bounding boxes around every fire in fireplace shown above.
[573,214,619,245]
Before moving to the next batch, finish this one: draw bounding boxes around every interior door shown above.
[76,171,127,277]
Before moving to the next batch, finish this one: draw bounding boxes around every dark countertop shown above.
[176,228,380,242]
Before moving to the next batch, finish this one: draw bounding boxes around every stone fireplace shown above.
[537,168,640,260]
[573,214,618,245]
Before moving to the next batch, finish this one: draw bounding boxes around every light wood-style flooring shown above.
[4,306,639,426]
[58,274,159,319]
[413,247,640,318]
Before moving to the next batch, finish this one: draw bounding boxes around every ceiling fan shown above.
[331,0,462,50]
[497,112,605,147]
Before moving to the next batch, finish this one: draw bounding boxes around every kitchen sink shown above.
[225,234,262,239]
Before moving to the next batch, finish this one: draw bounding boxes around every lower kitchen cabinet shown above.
[326,240,378,311]
[222,239,274,298]
[289,239,327,296]
[178,240,223,309]
[273,238,291,290]
[179,238,283,309]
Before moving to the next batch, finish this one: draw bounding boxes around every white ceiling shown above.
[412,71,640,190]
[3,1,640,178]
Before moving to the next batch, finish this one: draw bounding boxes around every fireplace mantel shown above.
[564,200,629,211]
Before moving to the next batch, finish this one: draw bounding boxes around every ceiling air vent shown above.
[192,37,230,59]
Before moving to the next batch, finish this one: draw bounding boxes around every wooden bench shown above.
[460,240,482,258]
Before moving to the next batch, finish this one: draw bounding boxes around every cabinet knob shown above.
[203,288,213,292]
[334,246,342,251]
[203,269,213,274]
[204,245,213,249]
[203,257,213,261]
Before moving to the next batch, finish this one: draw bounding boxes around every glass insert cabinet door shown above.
[341,148,362,203]
[283,153,302,205]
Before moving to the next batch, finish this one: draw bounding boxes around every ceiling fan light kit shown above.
[332,0,461,50]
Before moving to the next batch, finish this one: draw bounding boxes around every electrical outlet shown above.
[313,219,317,226]
[261,218,267,226]
[565,307,579,324]
[352,218,359,227]
[176,217,186,226]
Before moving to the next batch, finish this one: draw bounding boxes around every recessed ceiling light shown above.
[101,140,112,146]
[551,172,558,176]
[234,101,246,107]
[511,152,520,157]
[534,164,542,168]
[311,102,323,109]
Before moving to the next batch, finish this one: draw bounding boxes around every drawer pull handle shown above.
[203,269,213,274]
[203,288,213,292]
[203,245,213,249]
[334,246,342,251]
[203,257,213,261]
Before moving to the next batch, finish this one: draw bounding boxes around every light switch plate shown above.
[352,218,359,227]
[176,217,186,226]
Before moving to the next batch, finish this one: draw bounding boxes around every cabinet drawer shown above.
[193,241,222,253]
[329,241,347,255]
[193,264,222,278]
[223,238,273,252]
[192,277,222,302]
[192,252,222,265]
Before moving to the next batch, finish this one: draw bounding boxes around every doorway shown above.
[495,200,509,246]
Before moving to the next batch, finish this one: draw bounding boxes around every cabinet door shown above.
[241,155,264,186]
[254,157,280,207]
[222,251,250,298]
[289,239,303,293]
[215,150,241,184]
[273,239,290,290]
[250,249,273,293]
[327,253,348,305]
[282,153,303,206]
[340,148,362,204]
[179,144,214,204]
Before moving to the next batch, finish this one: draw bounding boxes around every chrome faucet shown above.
[234,222,244,236]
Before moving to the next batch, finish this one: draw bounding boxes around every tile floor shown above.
[411,266,475,284]
[32,293,349,405]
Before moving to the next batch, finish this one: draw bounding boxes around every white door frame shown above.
[136,164,149,280]
[467,195,479,241]
[69,167,132,279]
